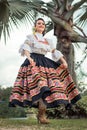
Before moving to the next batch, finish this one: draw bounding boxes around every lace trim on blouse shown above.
[19,33,63,61]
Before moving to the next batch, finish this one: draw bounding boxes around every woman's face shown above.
[35,20,45,34]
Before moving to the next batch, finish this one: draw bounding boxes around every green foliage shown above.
[0,86,87,119]
[0,87,26,118]
[0,118,87,130]
[77,95,87,115]
[0,0,87,43]
[0,87,12,101]
[83,90,87,96]
[47,96,87,119]
[0,101,26,118]
[47,105,68,119]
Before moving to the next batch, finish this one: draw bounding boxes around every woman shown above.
[9,18,81,124]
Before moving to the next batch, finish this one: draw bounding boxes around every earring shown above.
[32,27,36,34]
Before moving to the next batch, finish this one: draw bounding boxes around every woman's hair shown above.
[34,18,46,35]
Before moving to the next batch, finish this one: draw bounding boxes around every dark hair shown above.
[34,18,46,35]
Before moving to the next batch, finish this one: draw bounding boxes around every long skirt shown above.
[9,53,81,108]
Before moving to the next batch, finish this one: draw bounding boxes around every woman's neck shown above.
[35,32,43,37]
[36,31,43,34]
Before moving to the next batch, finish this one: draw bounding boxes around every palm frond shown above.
[28,0,45,9]
[64,0,87,20]
[9,1,32,20]
[52,0,61,8]
[0,0,9,24]
[76,5,87,27]
[0,0,9,40]
[73,42,81,49]
[47,1,54,8]
[73,0,87,12]
[0,25,3,40]
[46,21,53,33]
[0,0,37,42]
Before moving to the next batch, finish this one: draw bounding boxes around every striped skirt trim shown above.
[9,53,81,108]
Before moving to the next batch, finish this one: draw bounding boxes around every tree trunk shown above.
[56,35,77,85]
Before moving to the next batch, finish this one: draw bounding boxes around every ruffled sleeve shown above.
[46,38,63,62]
[46,38,54,51]
[19,35,32,56]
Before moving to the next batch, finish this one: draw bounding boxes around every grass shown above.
[0,118,87,130]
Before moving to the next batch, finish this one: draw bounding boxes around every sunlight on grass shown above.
[0,118,87,130]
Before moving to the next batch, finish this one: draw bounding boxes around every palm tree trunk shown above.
[56,34,77,85]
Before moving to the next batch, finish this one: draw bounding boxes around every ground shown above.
[0,118,87,130]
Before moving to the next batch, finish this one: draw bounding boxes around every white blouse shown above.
[19,32,63,62]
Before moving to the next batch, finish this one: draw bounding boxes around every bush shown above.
[0,87,26,118]
[47,96,87,119]
[76,95,87,118]
[0,101,26,118]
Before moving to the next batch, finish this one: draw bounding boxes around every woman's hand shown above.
[60,57,68,69]
[60,62,68,69]
[28,57,36,66]
[24,50,36,66]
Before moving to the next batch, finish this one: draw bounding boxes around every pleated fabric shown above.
[9,53,81,108]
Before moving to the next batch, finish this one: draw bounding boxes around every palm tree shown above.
[0,0,87,84]
[0,0,37,42]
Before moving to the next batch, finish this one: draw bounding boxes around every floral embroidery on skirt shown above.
[9,53,81,108]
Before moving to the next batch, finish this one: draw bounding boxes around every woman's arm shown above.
[59,56,68,69]
[24,50,35,65]
[51,48,68,69]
